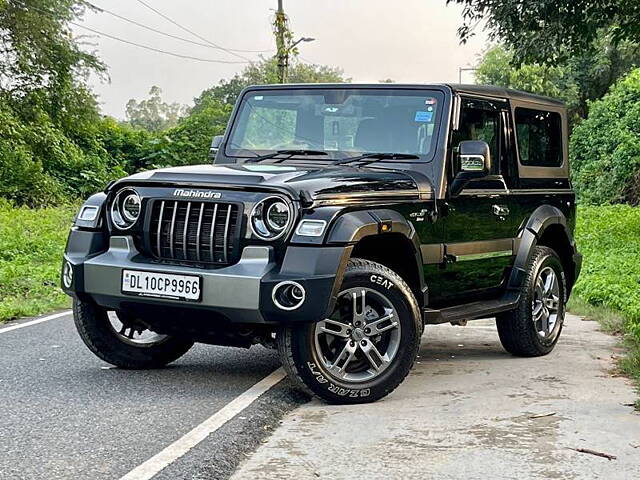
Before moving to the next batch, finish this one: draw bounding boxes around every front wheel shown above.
[496,246,566,357]
[277,259,422,404]
[73,299,194,369]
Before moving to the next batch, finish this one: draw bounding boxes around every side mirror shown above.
[450,140,491,197]
[209,135,223,161]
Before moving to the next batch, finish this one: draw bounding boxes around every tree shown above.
[125,86,190,132]
[193,56,348,112]
[570,68,640,205]
[475,43,640,119]
[447,0,640,64]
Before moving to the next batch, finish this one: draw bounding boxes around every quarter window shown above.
[515,108,563,167]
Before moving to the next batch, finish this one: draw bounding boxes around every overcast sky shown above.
[77,0,489,119]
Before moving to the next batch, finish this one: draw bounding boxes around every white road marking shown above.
[119,367,287,480]
[0,310,71,334]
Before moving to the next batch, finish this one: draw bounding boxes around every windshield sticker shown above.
[415,111,433,122]
[425,97,437,105]
[253,95,263,100]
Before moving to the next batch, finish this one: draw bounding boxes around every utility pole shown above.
[275,0,289,83]
[273,0,315,83]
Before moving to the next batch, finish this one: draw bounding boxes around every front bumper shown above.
[62,230,346,324]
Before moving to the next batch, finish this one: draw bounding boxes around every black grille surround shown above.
[146,199,243,266]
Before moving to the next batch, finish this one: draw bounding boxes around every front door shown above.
[436,97,516,306]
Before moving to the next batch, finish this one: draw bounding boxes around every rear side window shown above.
[515,108,563,167]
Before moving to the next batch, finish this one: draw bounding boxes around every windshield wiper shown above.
[334,152,420,166]
[245,149,328,163]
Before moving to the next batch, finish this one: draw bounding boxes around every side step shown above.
[423,296,519,325]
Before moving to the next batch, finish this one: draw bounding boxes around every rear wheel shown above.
[73,299,194,369]
[277,259,422,404]
[496,246,566,357]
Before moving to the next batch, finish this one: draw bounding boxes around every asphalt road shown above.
[0,311,305,480]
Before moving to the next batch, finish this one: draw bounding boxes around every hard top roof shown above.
[244,83,565,108]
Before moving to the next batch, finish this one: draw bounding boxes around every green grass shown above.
[0,200,77,322]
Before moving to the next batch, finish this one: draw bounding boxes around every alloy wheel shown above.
[313,287,401,383]
[531,266,561,340]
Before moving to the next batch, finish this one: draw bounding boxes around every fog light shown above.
[295,220,327,237]
[62,261,73,288]
[272,281,306,311]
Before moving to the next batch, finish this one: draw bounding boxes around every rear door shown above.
[435,96,516,306]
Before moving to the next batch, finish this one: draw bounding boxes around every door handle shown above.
[492,204,510,216]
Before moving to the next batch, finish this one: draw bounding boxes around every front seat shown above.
[354,118,391,152]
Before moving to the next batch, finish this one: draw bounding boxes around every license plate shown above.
[122,270,201,302]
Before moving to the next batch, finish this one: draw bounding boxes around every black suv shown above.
[62,84,582,404]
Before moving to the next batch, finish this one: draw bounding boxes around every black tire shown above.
[496,246,566,357]
[277,258,422,404]
[73,299,194,369]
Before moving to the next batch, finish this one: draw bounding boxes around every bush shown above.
[0,200,76,321]
[570,68,640,205]
[573,205,640,338]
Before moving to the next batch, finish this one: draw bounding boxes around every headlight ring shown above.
[250,196,293,240]
[110,188,141,230]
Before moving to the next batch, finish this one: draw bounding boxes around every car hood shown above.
[116,163,433,205]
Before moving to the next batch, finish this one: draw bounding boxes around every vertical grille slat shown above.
[210,204,218,263]
[222,205,231,264]
[149,199,239,266]
[156,201,165,257]
[182,202,191,260]
[169,201,178,258]
[196,203,204,262]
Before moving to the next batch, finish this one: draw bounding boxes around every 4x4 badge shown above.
[173,189,222,199]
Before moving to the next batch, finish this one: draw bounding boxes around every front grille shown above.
[148,200,241,265]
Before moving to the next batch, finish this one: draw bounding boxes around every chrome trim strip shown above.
[445,238,514,257]
[196,202,204,262]
[169,201,178,258]
[452,250,513,262]
[223,204,232,264]
[156,200,165,257]
[182,202,191,260]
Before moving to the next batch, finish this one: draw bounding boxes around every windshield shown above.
[226,88,444,161]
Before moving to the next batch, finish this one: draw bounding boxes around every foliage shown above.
[475,43,640,119]
[194,57,348,111]
[125,86,190,132]
[138,98,232,169]
[570,68,640,205]
[572,205,640,339]
[0,200,76,322]
[447,0,640,64]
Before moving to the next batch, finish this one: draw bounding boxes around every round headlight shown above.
[122,194,141,222]
[266,201,290,231]
[111,188,141,230]
[251,196,292,240]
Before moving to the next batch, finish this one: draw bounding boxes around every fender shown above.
[507,205,581,292]
[325,208,427,305]
[74,192,107,230]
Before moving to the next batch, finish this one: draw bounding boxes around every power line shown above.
[71,22,250,64]
[133,0,254,62]
[85,1,273,54]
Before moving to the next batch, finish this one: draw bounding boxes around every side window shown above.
[453,99,502,175]
[515,108,563,167]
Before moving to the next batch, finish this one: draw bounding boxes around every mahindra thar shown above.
[62,84,582,403]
